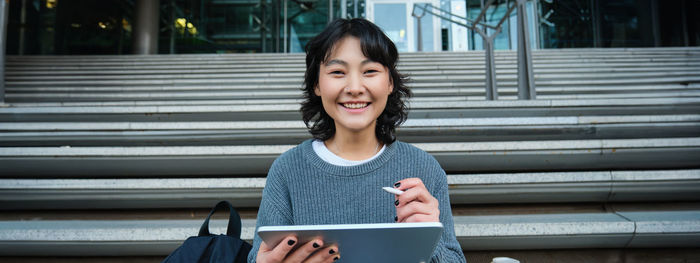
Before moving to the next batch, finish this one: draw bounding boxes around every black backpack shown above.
[163,200,253,263]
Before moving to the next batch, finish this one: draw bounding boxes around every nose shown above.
[345,73,364,96]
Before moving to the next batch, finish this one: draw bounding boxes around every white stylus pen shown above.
[382,186,404,195]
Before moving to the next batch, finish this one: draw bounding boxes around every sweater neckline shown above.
[301,139,398,176]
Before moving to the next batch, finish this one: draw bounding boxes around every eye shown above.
[364,69,380,75]
[330,70,344,75]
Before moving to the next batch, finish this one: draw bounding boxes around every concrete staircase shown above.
[1,47,699,262]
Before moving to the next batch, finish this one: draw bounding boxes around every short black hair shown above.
[300,18,412,145]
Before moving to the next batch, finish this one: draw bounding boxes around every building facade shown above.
[5,0,700,55]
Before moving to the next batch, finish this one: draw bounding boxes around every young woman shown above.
[248,18,466,263]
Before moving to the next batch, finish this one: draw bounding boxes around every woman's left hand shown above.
[393,178,440,223]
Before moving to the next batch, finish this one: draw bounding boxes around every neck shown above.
[325,128,382,161]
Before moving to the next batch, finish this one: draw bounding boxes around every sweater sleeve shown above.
[247,157,294,263]
[427,161,467,263]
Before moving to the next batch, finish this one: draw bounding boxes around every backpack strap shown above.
[198,200,243,238]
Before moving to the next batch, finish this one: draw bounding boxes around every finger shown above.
[265,235,298,262]
[327,253,341,263]
[314,253,341,263]
[396,200,435,222]
[397,200,432,218]
[393,177,426,192]
[394,177,430,205]
[404,213,439,223]
[396,186,436,205]
[284,238,324,263]
[325,246,341,263]
[303,245,340,263]
[259,239,273,253]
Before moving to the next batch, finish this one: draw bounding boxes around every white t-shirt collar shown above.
[312,139,386,166]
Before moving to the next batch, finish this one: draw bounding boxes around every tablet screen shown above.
[257,222,443,263]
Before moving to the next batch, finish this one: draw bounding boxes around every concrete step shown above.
[6,47,698,62]
[7,57,697,71]
[1,115,698,146]
[8,61,699,75]
[1,47,698,260]
[401,62,700,71]
[7,66,699,80]
[7,83,697,94]
[6,88,700,103]
[1,169,697,210]
[6,49,697,77]
[0,209,697,255]
[5,79,698,103]
[7,49,696,62]
[4,84,696,105]
[455,210,700,250]
[6,49,697,95]
[3,98,700,122]
[1,137,698,177]
[7,54,696,66]
[5,74,698,91]
[7,64,699,78]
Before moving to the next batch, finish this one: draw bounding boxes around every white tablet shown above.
[257,222,443,263]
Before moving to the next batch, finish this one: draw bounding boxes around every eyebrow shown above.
[324,59,377,67]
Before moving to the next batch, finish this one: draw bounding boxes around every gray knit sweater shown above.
[248,139,466,263]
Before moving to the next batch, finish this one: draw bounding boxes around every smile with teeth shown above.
[341,102,370,109]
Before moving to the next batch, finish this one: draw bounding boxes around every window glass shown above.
[374,3,408,51]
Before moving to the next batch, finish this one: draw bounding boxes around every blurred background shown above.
[4,0,699,55]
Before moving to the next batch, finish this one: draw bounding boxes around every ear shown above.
[387,70,394,93]
[314,85,321,96]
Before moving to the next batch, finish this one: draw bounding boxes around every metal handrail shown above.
[412,0,535,100]
[412,3,497,30]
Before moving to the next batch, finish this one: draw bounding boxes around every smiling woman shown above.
[314,36,394,160]
[301,19,412,147]
[248,18,466,263]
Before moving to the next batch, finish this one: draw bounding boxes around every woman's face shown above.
[315,36,393,137]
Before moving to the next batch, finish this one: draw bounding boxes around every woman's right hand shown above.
[256,235,340,263]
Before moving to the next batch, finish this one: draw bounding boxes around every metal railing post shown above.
[471,0,513,100]
[483,34,497,100]
[0,0,8,104]
[18,0,26,55]
[169,0,176,54]
[274,0,280,52]
[260,0,267,52]
[284,0,287,53]
[475,27,500,100]
[416,16,422,51]
[411,5,426,52]
[516,0,535,99]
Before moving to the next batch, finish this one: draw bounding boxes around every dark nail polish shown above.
[329,249,336,254]
[334,256,340,261]
[394,216,398,222]
[313,242,320,248]
[287,239,296,246]
[394,200,399,206]
[394,182,401,188]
